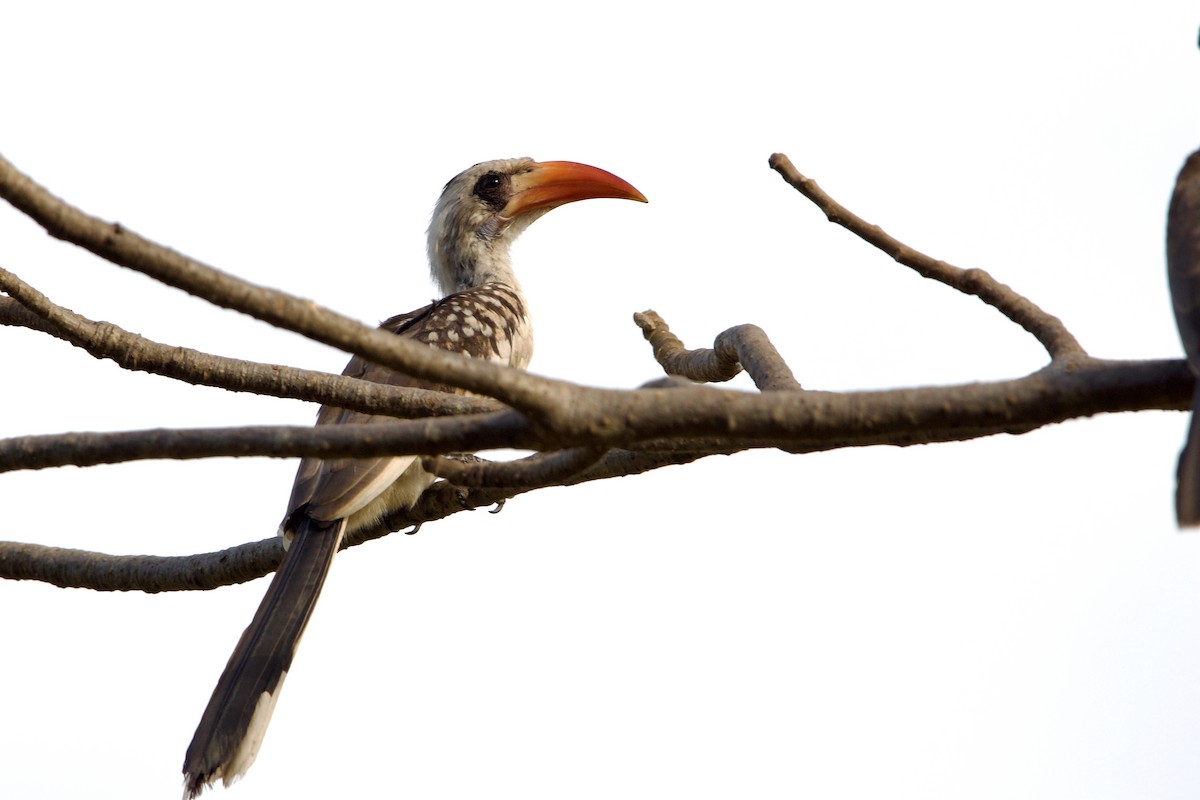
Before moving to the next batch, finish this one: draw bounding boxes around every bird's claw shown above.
[454,488,475,511]
[452,489,505,515]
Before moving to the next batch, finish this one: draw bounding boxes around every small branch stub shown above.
[635,310,801,391]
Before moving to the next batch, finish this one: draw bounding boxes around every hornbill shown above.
[183,158,646,796]
[1170,150,1200,525]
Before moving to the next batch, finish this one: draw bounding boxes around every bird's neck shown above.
[434,248,524,300]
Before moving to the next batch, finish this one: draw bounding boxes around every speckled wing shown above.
[282,282,531,531]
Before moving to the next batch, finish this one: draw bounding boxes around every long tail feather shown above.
[183,516,345,798]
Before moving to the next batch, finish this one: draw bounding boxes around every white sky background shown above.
[2,2,1199,798]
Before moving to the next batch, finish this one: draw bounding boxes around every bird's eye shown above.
[472,172,507,208]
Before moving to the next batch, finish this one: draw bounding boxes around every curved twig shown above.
[635,309,742,382]
[768,152,1086,361]
[635,310,802,391]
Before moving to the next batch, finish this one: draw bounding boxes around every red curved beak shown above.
[501,160,647,219]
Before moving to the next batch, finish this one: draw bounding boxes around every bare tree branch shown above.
[635,309,743,383]
[768,152,1086,361]
[0,358,1188,476]
[0,152,582,417]
[0,538,285,593]
[635,310,802,391]
[0,414,530,472]
[0,268,499,419]
[0,151,1188,599]
[422,447,609,488]
[0,448,709,591]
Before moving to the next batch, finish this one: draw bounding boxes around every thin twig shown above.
[0,414,533,473]
[0,538,285,593]
[768,153,1086,361]
[0,270,499,418]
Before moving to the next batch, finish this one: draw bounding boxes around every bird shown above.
[1169,149,1200,525]
[182,158,647,796]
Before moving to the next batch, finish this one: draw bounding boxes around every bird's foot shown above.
[453,487,475,511]
[452,488,506,515]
